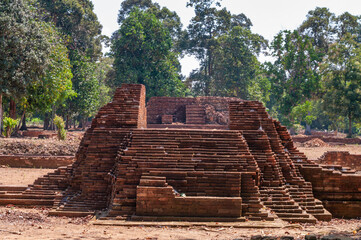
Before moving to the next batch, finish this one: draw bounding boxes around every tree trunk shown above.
[49,105,56,130]
[65,114,69,130]
[289,127,296,135]
[78,116,83,129]
[305,124,312,135]
[0,93,3,134]
[44,113,49,130]
[9,98,16,119]
[20,110,27,130]
[348,112,352,138]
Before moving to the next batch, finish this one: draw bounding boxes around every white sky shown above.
[92,0,361,76]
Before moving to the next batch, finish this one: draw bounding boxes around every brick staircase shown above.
[0,166,72,207]
[186,105,206,124]
[229,100,332,222]
[107,128,267,220]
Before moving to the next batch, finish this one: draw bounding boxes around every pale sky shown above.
[92,0,361,76]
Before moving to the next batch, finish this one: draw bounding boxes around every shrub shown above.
[3,117,19,138]
[29,117,43,126]
[53,115,66,140]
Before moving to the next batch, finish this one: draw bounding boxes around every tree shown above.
[185,0,264,96]
[37,0,103,60]
[117,0,183,44]
[265,30,320,126]
[67,54,100,128]
[298,7,335,55]
[111,8,187,99]
[26,23,74,114]
[0,0,52,131]
[321,34,361,137]
[290,101,317,135]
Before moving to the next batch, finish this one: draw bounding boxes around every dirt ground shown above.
[0,131,83,156]
[0,207,360,240]
[0,168,53,185]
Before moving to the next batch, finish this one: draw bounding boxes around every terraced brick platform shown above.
[1,84,360,221]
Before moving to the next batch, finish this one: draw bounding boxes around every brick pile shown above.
[318,151,361,171]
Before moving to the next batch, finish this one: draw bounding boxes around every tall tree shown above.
[321,34,361,137]
[185,0,262,96]
[298,7,335,55]
[117,0,183,44]
[37,0,103,60]
[0,0,52,131]
[36,0,104,127]
[265,30,320,126]
[111,8,187,99]
[26,24,74,114]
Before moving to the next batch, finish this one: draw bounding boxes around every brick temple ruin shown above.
[0,84,360,221]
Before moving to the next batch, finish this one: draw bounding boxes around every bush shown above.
[28,117,43,126]
[3,117,19,138]
[53,115,66,140]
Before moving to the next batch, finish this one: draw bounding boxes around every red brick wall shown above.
[136,176,242,218]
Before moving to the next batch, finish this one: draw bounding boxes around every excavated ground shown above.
[0,131,83,156]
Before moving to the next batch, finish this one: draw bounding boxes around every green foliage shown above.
[117,0,183,45]
[0,0,52,97]
[28,117,43,126]
[26,22,75,113]
[298,7,335,55]
[2,117,19,138]
[265,30,320,116]
[185,0,266,97]
[291,101,317,126]
[37,0,103,60]
[53,115,66,140]
[111,8,187,99]
[321,34,361,137]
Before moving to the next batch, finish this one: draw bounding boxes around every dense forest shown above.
[1,0,361,137]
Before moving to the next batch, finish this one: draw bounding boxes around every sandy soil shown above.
[298,144,361,160]
[0,168,53,185]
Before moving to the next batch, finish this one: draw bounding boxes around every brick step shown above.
[266,205,302,210]
[276,212,311,218]
[261,197,290,201]
[0,194,55,199]
[130,215,246,222]
[306,209,326,214]
[263,200,296,205]
[0,186,27,191]
[49,210,95,217]
[280,216,317,224]
[272,208,303,214]
[0,198,53,206]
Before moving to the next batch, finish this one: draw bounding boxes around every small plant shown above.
[2,117,19,138]
[53,115,66,140]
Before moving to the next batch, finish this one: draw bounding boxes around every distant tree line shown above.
[2,0,361,137]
